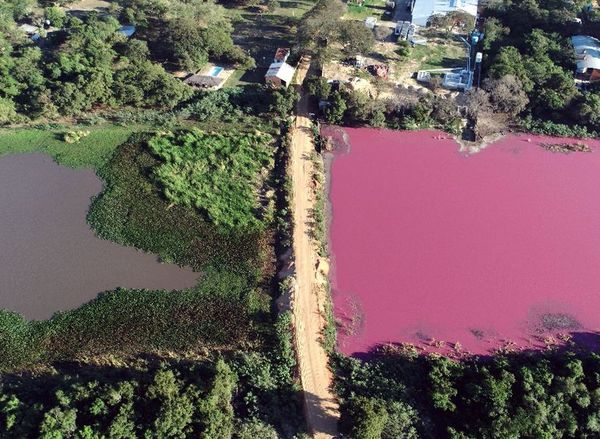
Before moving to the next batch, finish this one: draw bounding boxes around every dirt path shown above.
[290,58,340,439]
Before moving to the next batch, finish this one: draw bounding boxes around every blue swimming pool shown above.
[208,66,223,77]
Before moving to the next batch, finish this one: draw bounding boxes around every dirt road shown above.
[290,58,340,438]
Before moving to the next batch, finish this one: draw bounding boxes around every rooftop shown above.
[118,25,136,38]
[183,74,223,88]
[412,0,478,26]
[266,62,295,84]
[572,35,600,73]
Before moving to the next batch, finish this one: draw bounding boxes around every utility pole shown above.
[459,36,472,72]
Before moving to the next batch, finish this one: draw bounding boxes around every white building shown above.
[265,62,296,88]
[412,0,478,27]
[571,35,600,81]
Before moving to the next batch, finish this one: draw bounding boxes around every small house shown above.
[443,69,473,90]
[572,35,600,82]
[265,62,296,88]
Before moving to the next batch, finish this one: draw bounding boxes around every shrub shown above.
[62,130,90,144]
[148,129,274,231]
[519,116,598,138]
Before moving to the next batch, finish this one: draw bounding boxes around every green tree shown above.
[481,17,509,51]
[270,87,299,119]
[488,46,533,92]
[0,97,18,124]
[324,90,347,124]
[39,407,78,438]
[574,92,600,128]
[297,0,346,60]
[117,0,169,27]
[341,396,388,439]
[107,403,137,439]
[306,76,332,100]
[428,358,460,412]
[338,20,375,56]
[44,6,66,28]
[235,419,278,439]
[382,401,418,439]
[166,17,209,71]
[200,360,236,439]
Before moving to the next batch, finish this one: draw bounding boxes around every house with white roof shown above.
[265,48,296,88]
[411,0,478,27]
[572,35,600,82]
[265,62,296,88]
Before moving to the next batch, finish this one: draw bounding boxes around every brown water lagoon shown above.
[0,153,199,320]
[330,128,600,357]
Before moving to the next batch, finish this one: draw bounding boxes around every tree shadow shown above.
[303,390,340,437]
[278,0,314,9]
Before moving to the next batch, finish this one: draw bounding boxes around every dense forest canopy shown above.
[0,0,254,123]
[479,0,600,132]
[336,348,600,439]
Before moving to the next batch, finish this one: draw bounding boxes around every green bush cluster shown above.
[88,134,271,272]
[0,0,258,122]
[0,358,237,437]
[148,129,274,231]
[519,115,598,138]
[336,349,600,438]
[307,78,461,132]
[0,310,306,434]
[232,313,306,437]
[62,130,90,144]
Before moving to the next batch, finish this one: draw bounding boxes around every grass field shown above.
[345,0,387,20]
[0,124,145,169]
[410,40,467,71]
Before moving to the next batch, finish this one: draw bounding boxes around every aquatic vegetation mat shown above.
[149,129,274,231]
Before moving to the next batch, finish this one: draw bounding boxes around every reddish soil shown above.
[330,128,600,357]
[291,58,339,437]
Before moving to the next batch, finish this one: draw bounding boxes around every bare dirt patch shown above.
[290,60,339,438]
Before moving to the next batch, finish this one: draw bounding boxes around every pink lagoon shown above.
[329,128,600,356]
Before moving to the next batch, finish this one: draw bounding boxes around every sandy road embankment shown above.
[290,57,340,439]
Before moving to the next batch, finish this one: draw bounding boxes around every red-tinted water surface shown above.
[330,128,600,356]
